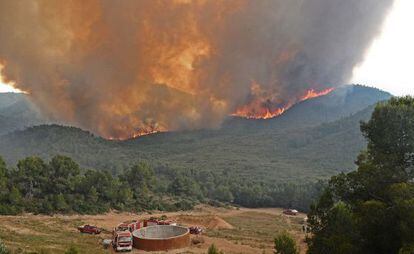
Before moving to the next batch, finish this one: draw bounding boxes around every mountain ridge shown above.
[0,85,392,184]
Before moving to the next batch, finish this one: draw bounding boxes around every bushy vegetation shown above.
[0,239,10,254]
[207,244,224,254]
[0,155,163,214]
[0,152,324,214]
[274,232,299,254]
[307,97,414,254]
[64,246,79,254]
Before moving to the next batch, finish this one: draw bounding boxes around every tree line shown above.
[0,155,323,215]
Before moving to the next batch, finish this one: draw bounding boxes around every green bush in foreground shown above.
[208,244,224,254]
[274,232,299,254]
[64,246,79,254]
[0,239,10,254]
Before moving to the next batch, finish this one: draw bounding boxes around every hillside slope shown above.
[0,93,45,135]
[224,85,391,131]
[0,85,391,183]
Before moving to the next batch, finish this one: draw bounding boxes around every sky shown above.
[352,0,414,96]
[1,0,413,96]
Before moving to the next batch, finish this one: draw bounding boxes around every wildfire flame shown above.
[0,1,391,140]
[107,123,168,140]
[232,87,334,120]
[108,129,164,141]
[0,64,26,93]
[301,88,334,101]
[114,86,334,139]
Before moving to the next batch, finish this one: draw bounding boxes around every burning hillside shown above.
[0,0,394,139]
[232,85,334,119]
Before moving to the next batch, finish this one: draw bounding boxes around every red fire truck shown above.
[112,230,133,252]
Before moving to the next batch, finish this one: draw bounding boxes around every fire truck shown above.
[112,230,133,252]
[111,218,177,251]
[115,219,174,233]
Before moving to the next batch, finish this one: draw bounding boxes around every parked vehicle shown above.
[112,230,133,252]
[283,209,298,216]
[189,226,203,235]
[77,224,102,234]
[116,220,142,232]
[157,220,176,226]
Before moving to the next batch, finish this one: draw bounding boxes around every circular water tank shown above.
[132,225,190,251]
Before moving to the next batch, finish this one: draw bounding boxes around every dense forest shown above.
[0,154,324,215]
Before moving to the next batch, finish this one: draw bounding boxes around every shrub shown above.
[0,240,10,254]
[64,246,79,254]
[207,244,224,254]
[274,232,299,254]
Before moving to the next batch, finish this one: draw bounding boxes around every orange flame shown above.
[300,88,334,101]
[231,104,288,120]
[0,63,27,93]
[108,125,167,140]
[232,86,334,119]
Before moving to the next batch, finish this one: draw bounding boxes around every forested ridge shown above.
[0,85,392,216]
[0,154,324,215]
[0,85,391,186]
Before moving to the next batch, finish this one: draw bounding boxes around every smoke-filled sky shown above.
[0,0,394,139]
[352,0,414,96]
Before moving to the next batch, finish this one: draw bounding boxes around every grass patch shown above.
[205,211,303,249]
[0,216,109,254]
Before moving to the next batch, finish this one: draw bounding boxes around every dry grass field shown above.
[0,206,307,254]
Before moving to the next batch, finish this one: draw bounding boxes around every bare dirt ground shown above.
[0,205,308,254]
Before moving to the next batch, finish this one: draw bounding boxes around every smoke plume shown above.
[0,0,394,139]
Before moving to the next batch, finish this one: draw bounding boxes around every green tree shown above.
[54,193,69,212]
[274,232,299,254]
[169,175,202,198]
[307,97,414,254]
[0,157,9,214]
[306,201,358,254]
[46,155,80,195]
[87,186,99,203]
[15,156,47,199]
[213,186,234,203]
[116,187,134,209]
[0,157,7,196]
[8,187,22,206]
[120,162,156,194]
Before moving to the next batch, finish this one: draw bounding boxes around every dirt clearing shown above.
[0,205,307,254]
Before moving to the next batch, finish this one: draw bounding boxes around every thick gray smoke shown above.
[0,0,395,138]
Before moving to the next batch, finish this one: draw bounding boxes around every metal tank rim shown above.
[132,225,190,240]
